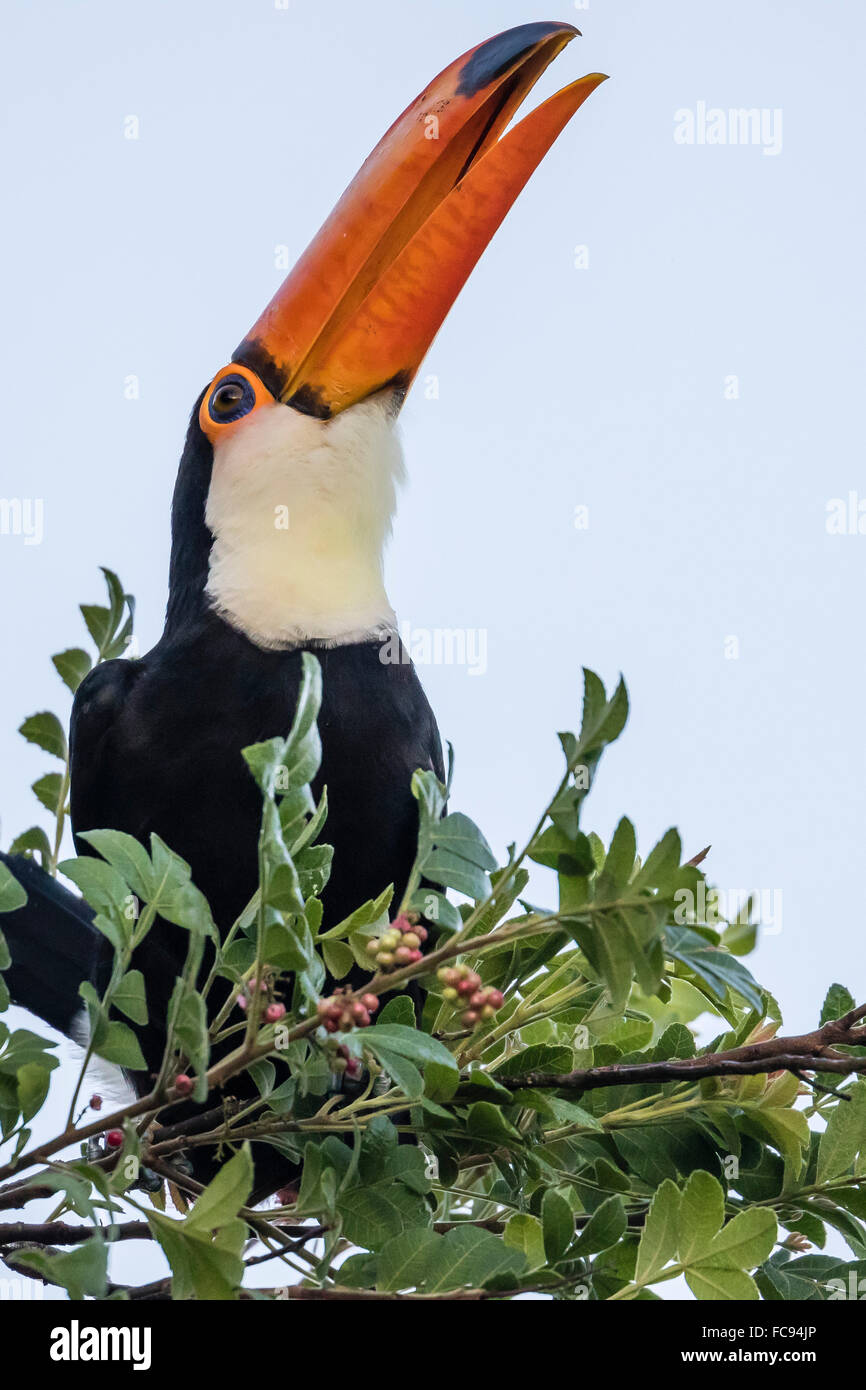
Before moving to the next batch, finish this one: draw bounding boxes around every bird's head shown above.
[168,22,606,648]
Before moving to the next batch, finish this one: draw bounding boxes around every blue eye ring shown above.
[208,373,256,424]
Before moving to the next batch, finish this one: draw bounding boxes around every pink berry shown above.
[237,994,248,1011]
[89,1094,103,1111]
[361,994,379,1012]
[174,1074,193,1096]
[408,949,423,962]
[462,1010,479,1028]
[488,990,504,1009]
[394,946,413,965]
[265,1003,286,1023]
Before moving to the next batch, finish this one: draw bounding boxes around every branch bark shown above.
[497,1007,866,1093]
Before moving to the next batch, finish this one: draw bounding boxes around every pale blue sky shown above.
[1,0,864,1291]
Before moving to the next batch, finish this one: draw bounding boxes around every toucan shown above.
[1,23,604,1190]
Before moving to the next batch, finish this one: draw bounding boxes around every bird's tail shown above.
[0,850,111,1036]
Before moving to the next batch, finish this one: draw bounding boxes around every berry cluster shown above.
[236,972,285,1023]
[437,965,504,1030]
[316,991,380,1034]
[366,913,428,970]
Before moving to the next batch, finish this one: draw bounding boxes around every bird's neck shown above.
[203,397,403,649]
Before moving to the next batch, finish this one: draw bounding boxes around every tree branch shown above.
[498,1010,866,1093]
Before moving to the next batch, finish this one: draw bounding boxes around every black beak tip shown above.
[456,21,579,98]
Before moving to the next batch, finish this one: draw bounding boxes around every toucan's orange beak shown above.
[233,22,606,419]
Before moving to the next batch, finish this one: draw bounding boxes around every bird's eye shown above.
[208,374,256,423]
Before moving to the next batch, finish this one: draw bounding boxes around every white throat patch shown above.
[204,395,404,648]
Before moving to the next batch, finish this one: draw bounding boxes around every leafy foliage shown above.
[1,573,865,1302]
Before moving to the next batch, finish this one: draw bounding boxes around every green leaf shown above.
[677,1170,725,1263]
[187,1145,254,1233]
[372,1047,424,1100]
[572,1194,626,1256]
[365,1024,459,1078]
[32,772,64,815]
[423,1226,526,1292]
[817,1081,866,1183]
[504,1213,547,1271]
[692,1207,777,1272]
[376,1229,440,1291]
[596,818,637,898]
[93,1021,146,1070]
[434,812,497,871]
[337,1180,429,1253]
[821,983,856,1026]
[685,1266,761,1301]
[18,711,67,760]
[59,856,133,930]
[113,970,148,1026]
[0,863,27,914]
[665,924,764,1014]
[17,1237,107,1300]
[635,1179,680,1285]
[322,939,354,980]
[423,847,490,902]
[7,826,52,865]
[79,829,154,901]
[52,647,92,694]
[17,1061,51,1122]
[542,1187,575,1262]
[465,1101,521,1144]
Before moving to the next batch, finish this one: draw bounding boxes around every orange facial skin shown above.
[198,363,276,445]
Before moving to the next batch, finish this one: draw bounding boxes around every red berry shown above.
[408,949,423,962]
[265,1003,286,1023]
[346,1058,361,1078]
[457,979,475,997]
[488,990,504,1009]
[324,1018,339,1034]
[470,990,487,1008]
[89,1094,103,1111]
[174,1074,193,1096]
[105,1129,123,1149]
